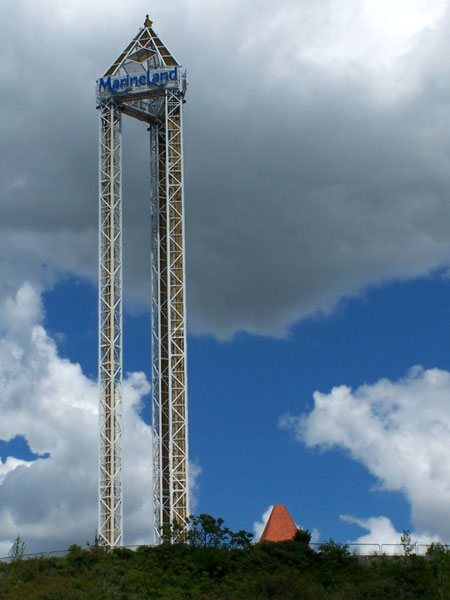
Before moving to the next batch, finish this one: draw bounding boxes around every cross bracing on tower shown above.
[97,16,189,548]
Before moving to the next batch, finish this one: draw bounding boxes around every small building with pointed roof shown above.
[259,504,298,542]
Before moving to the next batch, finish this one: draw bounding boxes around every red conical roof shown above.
[259,504,297,542]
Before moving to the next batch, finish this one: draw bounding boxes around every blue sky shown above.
[2,0,450,554]
[39,271,450,545]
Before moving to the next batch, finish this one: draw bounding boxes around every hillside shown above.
[1,534,450,599]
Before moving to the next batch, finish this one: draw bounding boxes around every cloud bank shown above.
[0,283,152,555]
[1,1,450,337]
[253,505,274,542]
[281,366,450,542]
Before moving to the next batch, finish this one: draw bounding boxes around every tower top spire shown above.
[100,16,179,79]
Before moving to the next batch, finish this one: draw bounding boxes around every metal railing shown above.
[309,541,445,556]
[1,541,448,561]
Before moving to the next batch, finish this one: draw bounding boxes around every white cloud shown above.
[341,515,438,555]
[253,505,273,541]
[188,461,202,515]
[281,366,450,541]
[0,458,33,486]
[342,515,406,555]
[0,283,153,556]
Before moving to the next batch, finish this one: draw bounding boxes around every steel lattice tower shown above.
[97,16,189,548]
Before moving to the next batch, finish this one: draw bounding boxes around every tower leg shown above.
[98,99,123,548]
[152,90,189,543]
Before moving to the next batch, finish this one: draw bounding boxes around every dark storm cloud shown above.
[2,0,450,337]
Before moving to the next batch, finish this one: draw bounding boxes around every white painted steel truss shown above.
[97,17,189,548]
[98,99,123,548]
[151,89,189,544]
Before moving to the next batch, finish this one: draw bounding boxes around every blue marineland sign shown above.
[98,67,179,95]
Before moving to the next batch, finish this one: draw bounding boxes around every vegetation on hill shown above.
[1,515,450,599]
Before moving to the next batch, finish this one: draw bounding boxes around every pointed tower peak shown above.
[100,17,180,79]
[259,504,298,543]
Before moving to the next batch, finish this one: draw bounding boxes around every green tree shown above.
[187,514,230,547]
[425,543,450,600]
[228,528,253,549]
[294,528,312,544]
[400,529,416,556]
[187,514,253,549]
[9,535,26,561]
